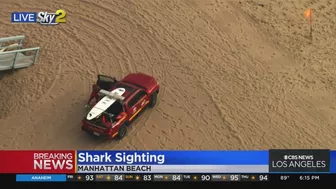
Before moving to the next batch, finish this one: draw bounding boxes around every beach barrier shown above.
[0,35,40,71]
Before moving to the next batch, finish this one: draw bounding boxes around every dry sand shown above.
[0,0,335,150]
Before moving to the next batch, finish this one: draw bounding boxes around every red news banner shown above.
[0,151,76,173]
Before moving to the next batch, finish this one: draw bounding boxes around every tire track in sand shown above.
[130,2,219,148]
[33,2,130,148]
[62,2,125,75]
[41,24,106,146]
[93,1,189,149]
[52,28,98,137]
[132,1,233,149]
[167,1,246,148]
[74,1,171,149]
[62,1,158,149]
[59,7,129,149]
[227,1,335,148]
[127,32,170,149]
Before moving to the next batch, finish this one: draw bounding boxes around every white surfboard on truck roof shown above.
[86,88,126,120]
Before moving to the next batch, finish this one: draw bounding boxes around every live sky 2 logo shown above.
[11,9,66,25]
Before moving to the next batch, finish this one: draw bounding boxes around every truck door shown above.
[127,90,148,122]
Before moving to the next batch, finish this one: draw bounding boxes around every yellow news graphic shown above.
[55,9,67,23]
[37,9,66,25]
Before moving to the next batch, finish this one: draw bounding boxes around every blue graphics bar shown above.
[331,151,336,173]
[75,150,335,173]
[76,150,268,165]
[16,174,66,182]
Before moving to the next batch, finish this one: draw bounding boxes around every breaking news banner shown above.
[0,150,335,177]
[0,150,76,173]
[75,150,268,173]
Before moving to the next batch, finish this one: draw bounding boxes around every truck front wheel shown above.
[148,92,158,108]
[116,124,127,140]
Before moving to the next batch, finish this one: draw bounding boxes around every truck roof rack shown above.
[99,89,125,101]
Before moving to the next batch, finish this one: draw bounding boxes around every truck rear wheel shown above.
[148,92,158,108]
[0,72,5,80]
[116,124,127,140]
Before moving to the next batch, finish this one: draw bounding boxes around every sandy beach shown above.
[0,0,335,150]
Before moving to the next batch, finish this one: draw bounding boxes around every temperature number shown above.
[259,175,268,181]
[172,175,181,181]
[114,175,123,181]
[230,175,239,181]
[85,175,94,181]
[280,175,290,181]
[201,175,211,181]
[143,175,152,181]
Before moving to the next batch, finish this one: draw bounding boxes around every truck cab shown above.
[124,89,150,123]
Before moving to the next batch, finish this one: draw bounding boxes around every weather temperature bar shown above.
[10,173,335,182]
[63,173,335,182]
[64,174,267,182]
